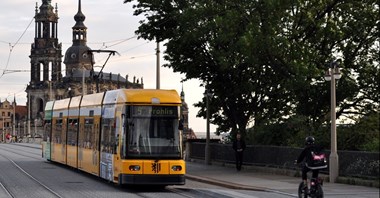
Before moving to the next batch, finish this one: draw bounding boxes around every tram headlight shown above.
[171,165,182,171]
[129,165,141,171]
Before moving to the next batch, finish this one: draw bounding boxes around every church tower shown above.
[27,0,62,120]
[180,85,190,137]
[26,0,144,127]
[64,0,93,76]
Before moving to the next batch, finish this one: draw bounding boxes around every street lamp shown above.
[204,87,212,165]
[324,60,342,183]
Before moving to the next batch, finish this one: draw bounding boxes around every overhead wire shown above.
[1,3,177,80]
[0,16,34,79]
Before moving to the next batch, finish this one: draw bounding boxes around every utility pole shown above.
[204,87,212,165]
[156,41,160,89]
[324,60,342,183]
[13,94,16,136]
[28,91,31,137]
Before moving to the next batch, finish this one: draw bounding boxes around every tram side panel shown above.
[42,101,54,161]
[78,92,104,176]
[78,106,101,176]
[51,98,70,164]
[66,96,81,168]
[112,103,125,183]
[51,112,68,164]
[99,104,117,182]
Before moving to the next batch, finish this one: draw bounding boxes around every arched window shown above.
[38,98,44,113]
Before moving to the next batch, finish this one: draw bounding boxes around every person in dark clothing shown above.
[232,133,246,171]
[296,136,326,186]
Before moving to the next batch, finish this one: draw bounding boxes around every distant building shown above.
[26,0,143,123]
[0,97,27,140]
[180,85,198,139]
[0,99,13,141]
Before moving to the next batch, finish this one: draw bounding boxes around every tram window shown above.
[44,120,51,141]
[127,117,180,158]
[101,118,115,153]
[149,119,174,139]
[67,119,78,146]
[54,119,62,143]
[84,118,94,149]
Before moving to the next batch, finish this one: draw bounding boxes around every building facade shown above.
[26,0,143,124]
[0,99,13,141]
[0,98,28,141]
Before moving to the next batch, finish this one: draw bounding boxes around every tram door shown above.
[67,96,81,168]
[100,104,116,182]
[78,92,103,176]
[43,101,54,161]
[51,98,70,164]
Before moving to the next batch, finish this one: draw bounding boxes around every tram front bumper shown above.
[119,174,185,185]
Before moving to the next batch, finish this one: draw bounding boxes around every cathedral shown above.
[20,0,191,139]
[26,0,143,122]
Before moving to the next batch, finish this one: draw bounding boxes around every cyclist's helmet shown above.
[305,136,315,145]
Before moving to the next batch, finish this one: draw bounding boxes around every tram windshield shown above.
[126,106,181,159]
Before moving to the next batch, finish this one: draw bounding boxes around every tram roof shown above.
[103,89,181,105]
[80,92,105,107]
[69,95,82,108]
[44,101,55,111]
[53,97,71,110]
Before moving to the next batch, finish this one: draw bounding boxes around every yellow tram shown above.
[42,89,186,185]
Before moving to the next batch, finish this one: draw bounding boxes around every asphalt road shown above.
[0,143,296,198]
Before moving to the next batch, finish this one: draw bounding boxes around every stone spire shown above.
[64,0,93,73]
[72,0,87,45]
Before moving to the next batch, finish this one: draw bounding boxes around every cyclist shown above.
[296,136,326,187]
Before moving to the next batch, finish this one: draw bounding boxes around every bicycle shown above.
[298,176,324,198]
[294,160,324,198]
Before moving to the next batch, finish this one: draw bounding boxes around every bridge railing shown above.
[186,141,379,180]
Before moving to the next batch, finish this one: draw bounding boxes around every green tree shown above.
[338,112,379,151]
[124,0,379,140]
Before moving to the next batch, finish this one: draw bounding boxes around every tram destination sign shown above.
[132,106,178,117]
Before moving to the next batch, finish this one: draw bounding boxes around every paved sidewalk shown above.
[185,160,380,197]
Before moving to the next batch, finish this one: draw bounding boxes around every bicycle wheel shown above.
[298,182,308,198]
[316,184,324,198]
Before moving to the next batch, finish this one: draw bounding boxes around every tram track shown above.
[0,145,41,161]
[1,144,245,198]
[0,146,63,198]
[130,187,197,198]
[0,180,15,198]
[0,144,192,198]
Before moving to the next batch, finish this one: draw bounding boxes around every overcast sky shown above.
[0,0,217,134]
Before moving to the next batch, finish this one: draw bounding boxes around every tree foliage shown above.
[124,0,379,141]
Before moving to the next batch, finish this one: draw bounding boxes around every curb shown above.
[185,174,268,191]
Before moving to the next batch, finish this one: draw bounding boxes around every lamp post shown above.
[204,87,212,165]
[324,60,342,183]
[27,91,31,137]
[34,119,37,138]
[23,121,26,138]
[2,116,4,142]
[18,123,20,140]
[156,41,160,89]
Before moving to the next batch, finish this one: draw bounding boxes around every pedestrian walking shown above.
[232,133,246,171]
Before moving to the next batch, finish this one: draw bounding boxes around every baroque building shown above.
[26,0,143,122]
[0,97,27,141]
[0,99,13,141]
